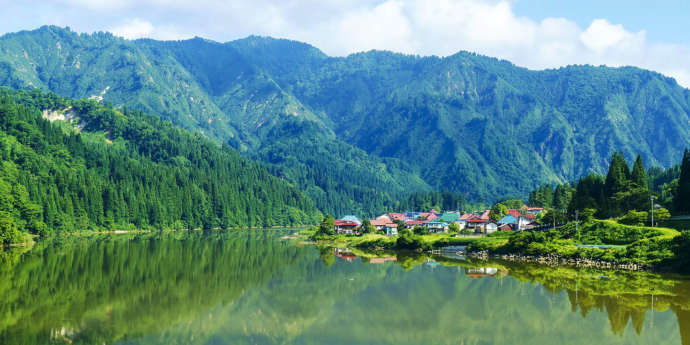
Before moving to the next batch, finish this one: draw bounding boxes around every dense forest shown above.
[1,26,690,211]
[0,88,322,243]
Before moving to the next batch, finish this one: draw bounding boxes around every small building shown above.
[485,222,498,234]
[425,221,449,233]
[384,224,398,236]
[498,223,513,231]
[334,220,359,234]
[466,217,488,233]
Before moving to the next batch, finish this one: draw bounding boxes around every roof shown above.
[439,212,460,222]
[507,209,521,218]
[334,220,359,226]
[376,214,392,221]
[467,218,488,223]
[459,213,474,220]
[388,213,406,221]
[370,219,394,226]
[405,220,426,225]
[426,221,448,226]
[480,210,490,220]
[527,207,544,211]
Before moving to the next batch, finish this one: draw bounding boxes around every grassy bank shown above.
[303,220,690,270]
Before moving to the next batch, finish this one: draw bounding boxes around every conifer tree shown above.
[674,149,690,214]
[631,155,648,190]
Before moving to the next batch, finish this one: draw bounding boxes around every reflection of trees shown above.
[0,232,306,344]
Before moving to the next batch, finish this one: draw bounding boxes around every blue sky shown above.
[513,0,690,44]
[0,0,689,87]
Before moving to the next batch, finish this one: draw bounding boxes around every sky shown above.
[1,0,689,87]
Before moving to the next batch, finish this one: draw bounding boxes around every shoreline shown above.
[2,226,312,247]
[465,251,650,272]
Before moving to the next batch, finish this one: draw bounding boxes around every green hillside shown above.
[1,26,689,207]
[0,88,321,243]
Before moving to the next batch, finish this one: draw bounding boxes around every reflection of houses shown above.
[465,267,499,279]
[334,248,357,262]
[369,257,397,264]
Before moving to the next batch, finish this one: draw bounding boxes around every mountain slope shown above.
[0,87,321,242]
[1,26,689,205]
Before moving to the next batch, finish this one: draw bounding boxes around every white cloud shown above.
[4,0,690,87]
[109,19,154,39]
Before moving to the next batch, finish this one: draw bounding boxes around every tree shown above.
[653,208,671,224]
[413,225,428,235]
[317,215,335,236]
[631,155,648,190]
[489,203,508,222]
[501,199,524,210]
[619,210,648,226]
[361,219,375,234]
[604,152,632,217]
[448,223,460,233]
[0,211,21,244]
[553,183,572,211]
[675,149,690,214]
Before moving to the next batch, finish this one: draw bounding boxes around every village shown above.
[333,206,547,236]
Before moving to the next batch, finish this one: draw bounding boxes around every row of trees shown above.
[527,150,690,224]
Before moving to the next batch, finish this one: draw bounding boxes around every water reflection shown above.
[0,232,688,344]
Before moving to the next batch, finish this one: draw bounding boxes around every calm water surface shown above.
[1,230,690,344]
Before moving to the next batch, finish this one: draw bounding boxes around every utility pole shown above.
[552,208,556,230]
[650,195,655,227]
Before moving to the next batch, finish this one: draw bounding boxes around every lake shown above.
[1,230,689,344]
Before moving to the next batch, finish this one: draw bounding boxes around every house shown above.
[454,219,467,230]
[466,217,488,233]
[384,224,398,236]
[370,219,398,236]
[334,220,359,234]
[425,221,449,233]
[485,222,498,234]
[370,219,392,231]
[498,223,513,231]
[500,210,536,231]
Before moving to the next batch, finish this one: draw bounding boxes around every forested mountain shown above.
[0,88,321,243]
[1,26,690,208]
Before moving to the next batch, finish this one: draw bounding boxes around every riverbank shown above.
[301,219,690,272]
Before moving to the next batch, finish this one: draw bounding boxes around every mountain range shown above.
[1,26,689,216]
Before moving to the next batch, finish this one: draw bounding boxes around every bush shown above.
[619,210,648,226]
